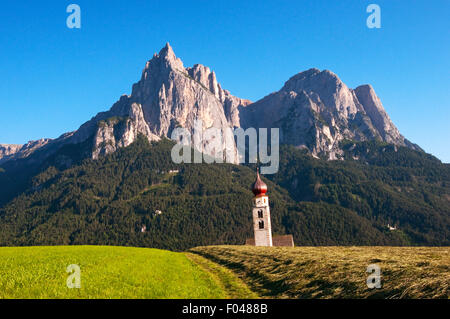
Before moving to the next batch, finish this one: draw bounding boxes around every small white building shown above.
[387,224,397,231]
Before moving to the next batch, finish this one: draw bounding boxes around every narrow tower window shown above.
[259,220,264,229]
[258,209,263,218]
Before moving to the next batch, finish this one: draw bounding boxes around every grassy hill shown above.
[0,246,255,299]
[190,245,450,299]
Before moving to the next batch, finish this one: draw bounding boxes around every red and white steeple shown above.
[251,168,267,196]
[251,168,273,246]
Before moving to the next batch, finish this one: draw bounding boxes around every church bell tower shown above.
[251,168,273,246]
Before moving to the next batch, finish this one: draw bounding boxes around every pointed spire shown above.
[159,42,175,58]
[150,42,184,70]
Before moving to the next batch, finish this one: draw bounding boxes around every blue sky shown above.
[0,0,449,162]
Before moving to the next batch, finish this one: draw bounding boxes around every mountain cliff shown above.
[0,44,421,164]
[0,139,50,164]
[240,68,420,159]
[0,44,252,165]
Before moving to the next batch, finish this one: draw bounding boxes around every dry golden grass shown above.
[190,246,449,299]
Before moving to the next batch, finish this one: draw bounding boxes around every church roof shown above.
[251,168,267,196]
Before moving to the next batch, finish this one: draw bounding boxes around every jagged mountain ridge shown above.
[0,43,250,165]
[0,43,420,165]
[240,68,420,159]
[0,139,51,163]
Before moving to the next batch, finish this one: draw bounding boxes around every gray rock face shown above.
[131,44,238,139]
[1,43,246,164]
[186,63,251,128]
[240,68,420,159]
[354,84,402,144]
[127,43,248,162]
[0,45,420,165]
[0,144,22,159]
[0,139,51,163]
[90,102,159,159]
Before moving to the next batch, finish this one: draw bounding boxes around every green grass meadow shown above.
[0,246,229,299]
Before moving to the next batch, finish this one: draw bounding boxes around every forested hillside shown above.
[0,136,448,249]
[269,142,450,245]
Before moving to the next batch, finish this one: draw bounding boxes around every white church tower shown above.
[251,168,273,246]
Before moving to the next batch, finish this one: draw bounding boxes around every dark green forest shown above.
[0,136,448,250]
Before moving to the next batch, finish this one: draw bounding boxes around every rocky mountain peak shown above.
[282,68,341,91]
[66,44,248,163]
[0,144,22,160]
[240,66,420,159]
[160,42,175,56]
[158,42,183,68]
[139,42,184,84]
[0,44,421,165]
[0,139,51,164]
[187,64,219,97]
[280,68,359,120]
[353,84,403,144]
